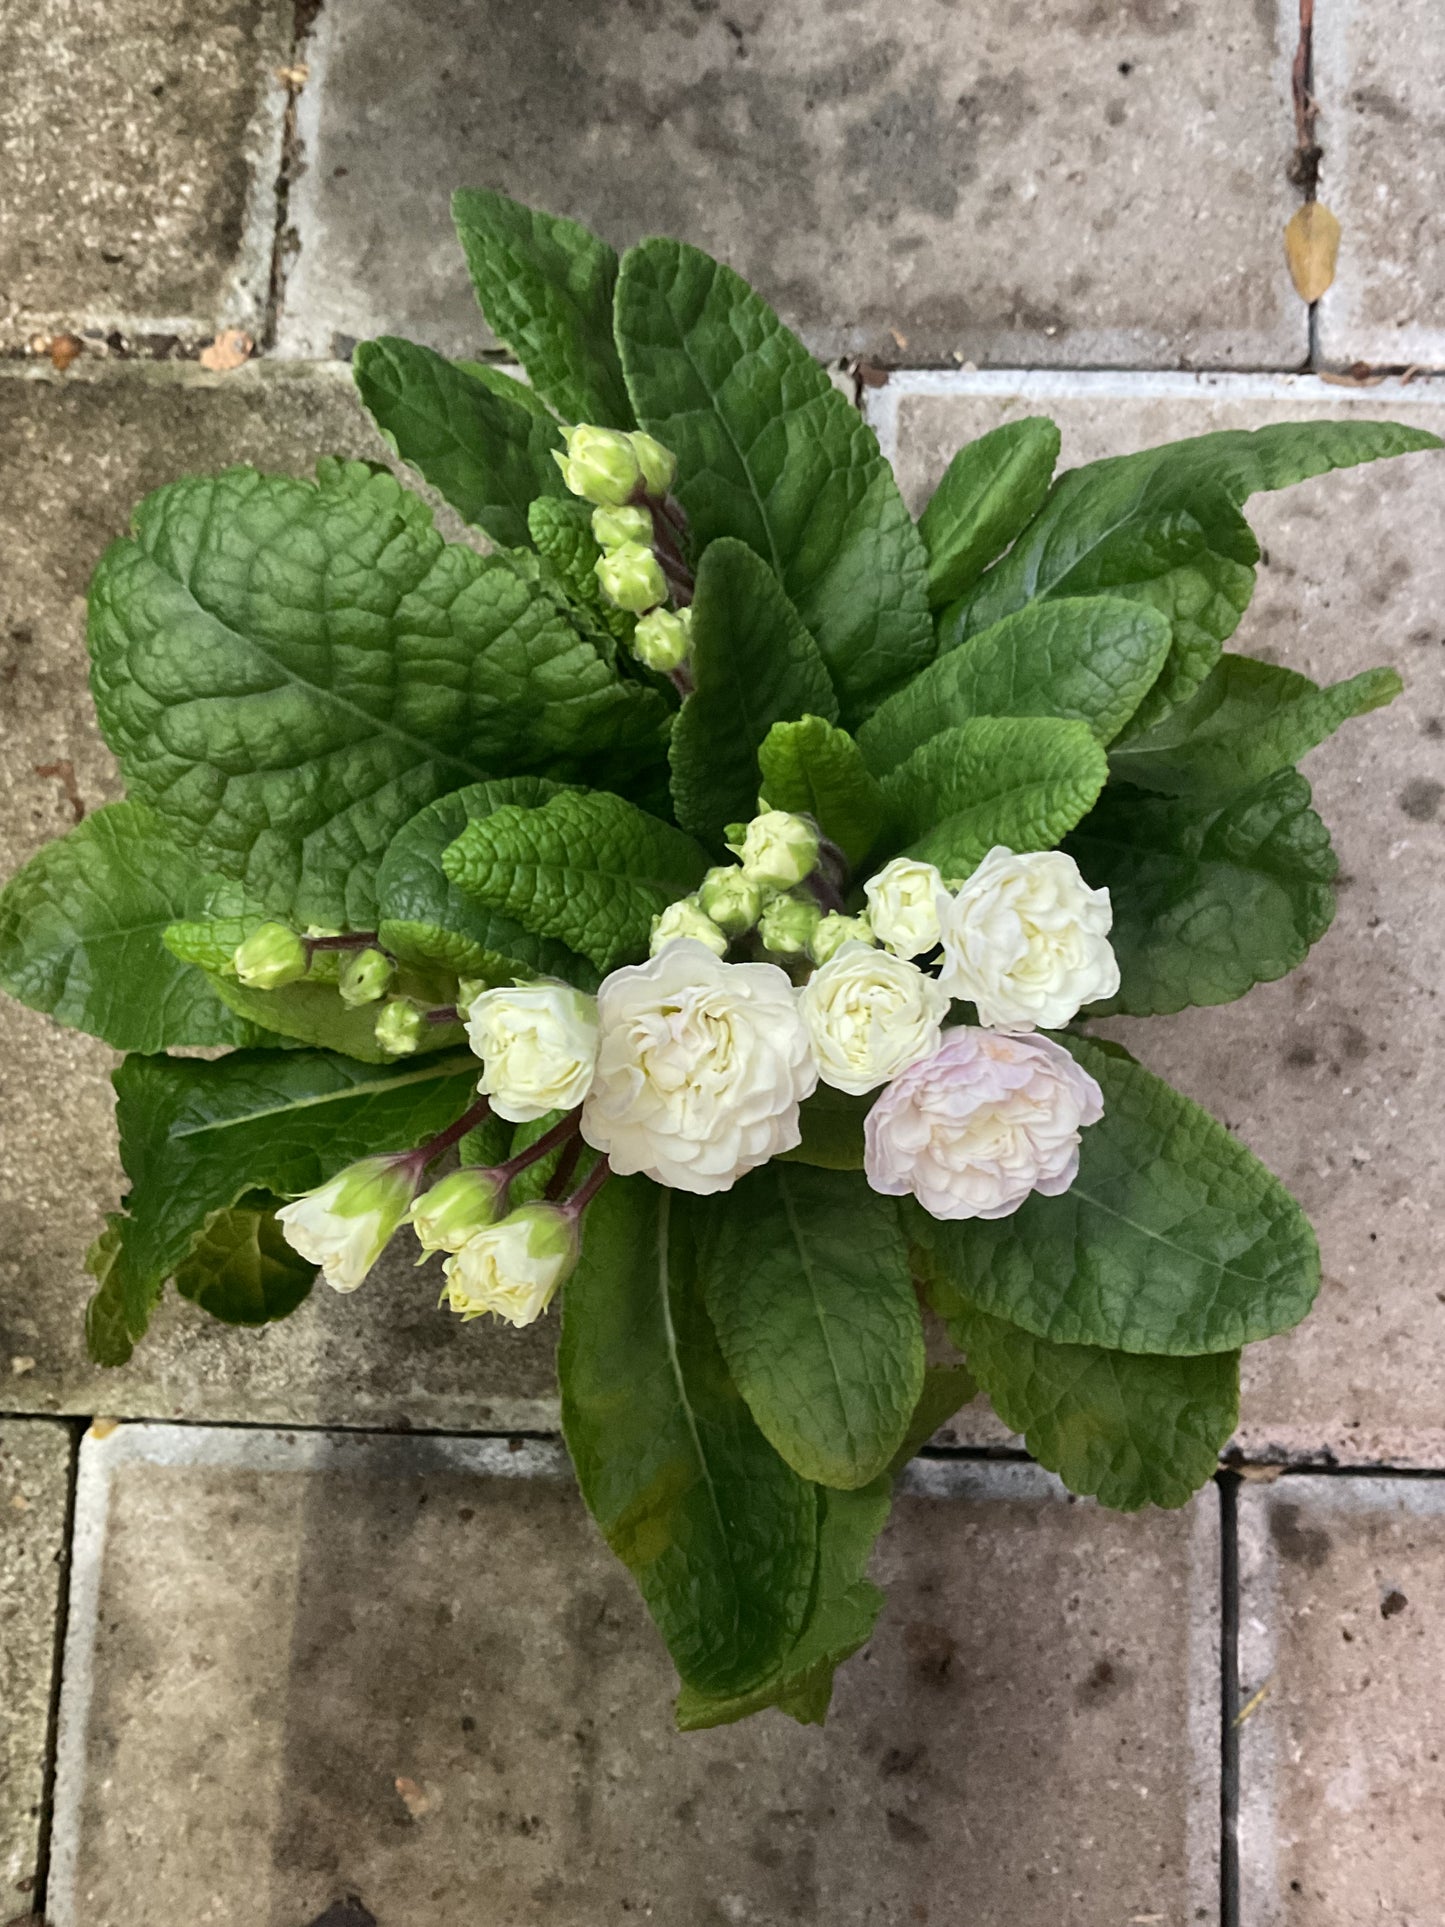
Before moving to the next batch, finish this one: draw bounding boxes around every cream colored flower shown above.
[864,1027,1104,1221]
[581,939,818,1194]
[465,981,599,1123]
[440,1205,578,1327]
[275,1156,417,1293]
[864,857,945,958]
[729,811,819,891]
[798,944,949,1096]
[936,847,1119,1030]
[649,897,728,958]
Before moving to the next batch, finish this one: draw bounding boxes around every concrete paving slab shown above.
[880,371,1445,1467]
[0,0,291,346]
[0,363,556,1430]
[1315,0,1445,370]
[0,1420,72,1906]
[1237,1475,1445,1923]
[278,0,1304,370]
[48,1426,1220,1927]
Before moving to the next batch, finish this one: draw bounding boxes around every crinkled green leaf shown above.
[774,1082,872,1172]
[173,1193,316,1327]
[84,1216,133,1367]
[451,188,632,427]
[885,1363,980,1475]
[353,336,567,548]
[674,1476,890,1730]
[614,237,933,719]
[1068,770,1337,1016]
[560,1177,818,1698]
[919,415,1060,607]
[941,420,1440,731]
[915,1034,1320,1357]
[442,788,709,973]
[697,1165,923,1489]
[204,971,464,1062]
[1109,654,1403,798]
[87,462,668,927]
[0,801,260,1051]
[95,1048,476,1360]
[883,716,1108,876]
[671,539,838,849]
[757,716,890,870]
[527,496,634,651]
[375,776,598,988]
[929,1282,1237,1509]
[859,596,1172,776]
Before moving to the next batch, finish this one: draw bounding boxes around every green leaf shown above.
[375,777,598,987]
[774,1082,872,1171]
[451,189,632,428]
[442,788,709,973]
[97,1048,476,1357]
[1109,654,1403,798]
[527,497,634,651]
[0,801,260,1051]
[670,539,839,848]
[203,971,464,1063]
[674,1476,891,1730]
[352,337,567,548]
[883,716,1108,876]
[885,1363,980,1475]
[697,1166,923,1489]
[560,1177,818,1697]
[919,416,1060,607]
[931,1287,1237,1510]
[917,1033,1320,1357]
[757,716,890,870]
[941,420,1441,731]
[614,238,933,719]
[87,462,668,927]
[1067,770,1337,1016]
[173,1193,316,1327]
[859,596,1173,776]
[84,1217,133,1368]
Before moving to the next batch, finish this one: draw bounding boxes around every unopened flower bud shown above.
[730,811,820,891]
[408,1167,508,1258]
[591,504,653,551]
[758,892,823,957]
[650,896,728,958]
[697,864,762,937]
[375,997,425,1056]
[276,1155,419,1293]
[595,540,667,613]
[810,910,875,965]
[440,1203,580,1327]
[629,431,677,496]
[233,921,308,990]
[552,424,642,506]
[630,606,691,673]
[338,946,395,1007]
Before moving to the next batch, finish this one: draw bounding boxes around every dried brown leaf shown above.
[1284,200,1341,303]
[48,333,84,372]
[199,328,255,373]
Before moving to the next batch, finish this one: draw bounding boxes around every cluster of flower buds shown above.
[649,809,873,968]
[230,923,453,1058]
[554,425,695,680]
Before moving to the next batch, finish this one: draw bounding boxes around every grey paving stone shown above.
[881,373,1445,1466]
[0,363,557,1430]
[0,1420,72,1905]
[1315,0,1445,370]
[1237,1475,1445,1922]
[278,0,1304,369]
[0,0,291,345]
[49,1426,1219,1927]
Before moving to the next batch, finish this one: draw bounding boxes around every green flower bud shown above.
[730,810,820,891]
[810,910,875,965]
[590,504,653,551]
[338,946,396,1007]
[649,896,728,958]
[233,921,308,990]
[758,892,823,957]
[408,1167,509,1258]
[697,864,763,937]
[630,606,691,674]
[275,1154,420,1294]
[374,997,425,1056]
[552,424,642,506]
[595,541,667,614]
[629,431,677,496]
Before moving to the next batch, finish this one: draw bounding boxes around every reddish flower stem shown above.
[563,1155,611,1220]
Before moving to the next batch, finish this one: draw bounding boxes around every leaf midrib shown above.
[167,1053,475,1142]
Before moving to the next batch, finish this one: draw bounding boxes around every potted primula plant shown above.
[0,188,1435,1728]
